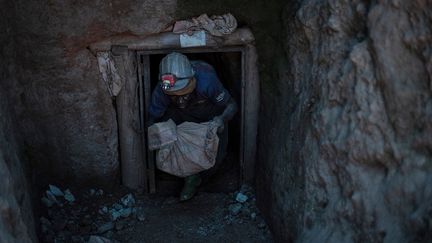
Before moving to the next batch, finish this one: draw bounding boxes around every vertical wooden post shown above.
[242,44,260,184]
[115,49,145,189]
[137,54,156,193]
[141,55,156,193]
[137,54,149,192]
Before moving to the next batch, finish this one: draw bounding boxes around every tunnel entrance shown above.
[140,51,243,194]
[92,28,259,193]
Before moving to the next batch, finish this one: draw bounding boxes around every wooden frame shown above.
[92,28,259,191]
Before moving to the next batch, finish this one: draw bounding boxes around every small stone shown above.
[113,203,123,210]
[119,208,132,218]
[121,193,135,207]
[88,235,112,243]
[235,192,248,203]
[97,222,114,234]
[64,189,75,202]
[90,189,96,196]
[251,212,257,220]
[46,190,59,205]
[228,203,242,216]
[49,184,64,197]
[258,222,266,229]
[110,210,121,221]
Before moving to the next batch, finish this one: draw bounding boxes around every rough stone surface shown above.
[2,0,431,242]
[0,0,36,241]
[257,0,432,242]
[6,0,177,187]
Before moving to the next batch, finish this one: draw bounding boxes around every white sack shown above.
[148,120,219,177]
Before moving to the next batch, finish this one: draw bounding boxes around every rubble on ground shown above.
[38,184,270,242]
[39,185,142,242]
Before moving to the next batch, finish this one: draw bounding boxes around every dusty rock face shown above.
[2,0,431,241]
[257,0,432,242]
[0,0,36,240]
[7,0,177,186]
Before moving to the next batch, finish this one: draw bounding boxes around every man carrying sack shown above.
[148,52,238,201]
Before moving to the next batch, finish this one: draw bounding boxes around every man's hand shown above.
[212,116,224,133]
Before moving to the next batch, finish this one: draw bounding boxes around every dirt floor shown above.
[38,184,273,243]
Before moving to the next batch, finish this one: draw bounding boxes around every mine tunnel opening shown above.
[27,27,261,241]
[144,51,243,195]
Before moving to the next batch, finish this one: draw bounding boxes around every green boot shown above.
[180,174,202,201]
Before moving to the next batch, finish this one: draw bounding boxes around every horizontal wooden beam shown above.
[88,28,255,54]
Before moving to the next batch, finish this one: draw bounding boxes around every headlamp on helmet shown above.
[161,74,176,91]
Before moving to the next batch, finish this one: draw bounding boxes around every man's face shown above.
[171,92,193,109]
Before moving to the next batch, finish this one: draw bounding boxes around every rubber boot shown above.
[180,174,202,201]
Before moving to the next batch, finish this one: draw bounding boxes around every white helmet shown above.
[159,52,195,95]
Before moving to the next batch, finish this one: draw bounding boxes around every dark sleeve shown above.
[194,62,231,106]
[148,83,170,120]
[207,78,231,106]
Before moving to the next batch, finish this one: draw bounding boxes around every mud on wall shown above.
[257,0,432,242]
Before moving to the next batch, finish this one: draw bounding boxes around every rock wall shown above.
[8,0,177,187]
[4,0,431,241]
[0,0,36,241]
[257,0,432,242]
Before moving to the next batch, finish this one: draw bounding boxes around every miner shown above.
[148,52,238,201]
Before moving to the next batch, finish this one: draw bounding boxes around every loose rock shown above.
[120,193,135,207]
[97,222,114,234]
[49,184,64,197]
[64,189,76,202]
[88,235,112,243]
[235,192,248,203]
[228,203,242,216]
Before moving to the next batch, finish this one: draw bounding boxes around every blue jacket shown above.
[149,61,231,120]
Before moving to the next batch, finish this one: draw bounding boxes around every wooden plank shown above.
[115,50,145,189]
[141,55,156,193]
[89,28,255,53]
[137,53,149,192]
[242,44,260,184]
